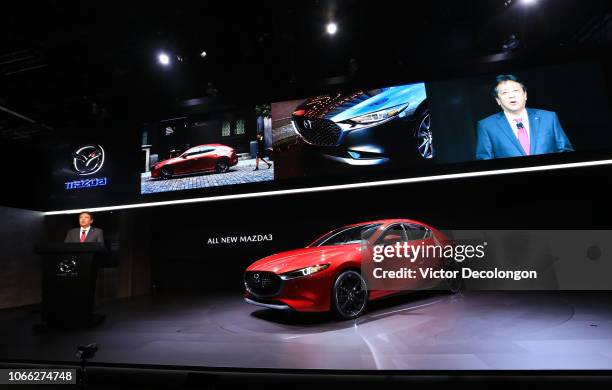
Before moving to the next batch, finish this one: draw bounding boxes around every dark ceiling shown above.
[1,0,611,146]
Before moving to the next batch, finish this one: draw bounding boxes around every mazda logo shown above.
[303,120,312,130]
[59,259,77,274]
[72,144,105,175]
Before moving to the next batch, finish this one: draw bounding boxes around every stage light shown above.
[158,53,170,66]
[326,22,337,35]
[521,0,537,4]
[200,50,207,58]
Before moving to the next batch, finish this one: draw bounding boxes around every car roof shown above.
[189,143,226,148]
[342,219,433,229]
[186,144,230,151]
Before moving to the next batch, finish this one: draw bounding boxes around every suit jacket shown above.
[64,227,105,243]
[475,108,574,160]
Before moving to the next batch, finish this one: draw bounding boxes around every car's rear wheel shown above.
[160,167,173,179]
[332,270,368,320]
[215,158,230,173]
[415,110,434,159]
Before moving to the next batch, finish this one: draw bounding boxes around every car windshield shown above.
[310,223,382,247]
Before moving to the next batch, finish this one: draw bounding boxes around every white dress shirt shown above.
[80,227,90,239]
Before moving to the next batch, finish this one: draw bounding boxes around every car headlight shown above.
[339,103,409,130]
[279,264,330,280]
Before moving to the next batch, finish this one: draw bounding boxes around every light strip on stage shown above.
[44,158,612,215]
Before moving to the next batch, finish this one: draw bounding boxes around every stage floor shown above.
[1,291,612,370]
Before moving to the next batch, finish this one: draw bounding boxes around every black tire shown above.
[414,109,434,159]
[160,167,173,180]
[444,258,463,294]
[331,270,368,320]
[215,158,230,173]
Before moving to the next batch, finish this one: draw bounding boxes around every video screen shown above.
[140,105,274,194]
[272,83,431,180]
[135,60,612,202]
[429,60,612,164]
[273,60,612,180]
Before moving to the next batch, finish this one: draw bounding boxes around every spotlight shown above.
[158,53,170,66]
[326,22,337,35]
[200,50,207,58]
[522,0,537,4]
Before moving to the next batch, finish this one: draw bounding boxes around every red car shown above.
[151,144,238,179]
[244,219,459,320]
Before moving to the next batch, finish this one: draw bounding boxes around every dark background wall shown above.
[0,206,44,309]
[146,162,612,293]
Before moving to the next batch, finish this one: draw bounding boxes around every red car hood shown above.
[247,244,362,274]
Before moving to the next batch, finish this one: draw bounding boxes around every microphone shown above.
[516,122,525,129]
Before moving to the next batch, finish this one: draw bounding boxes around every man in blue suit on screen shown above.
[475,74,574,160]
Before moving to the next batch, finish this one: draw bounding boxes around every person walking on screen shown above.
[253,132,272,170]
[64,211,104,243]
[475,74,574,160]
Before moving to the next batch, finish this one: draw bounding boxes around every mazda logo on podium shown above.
[58,259,77,276]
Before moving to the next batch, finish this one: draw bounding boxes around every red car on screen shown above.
[244,219,459,320]
[151,144,238,179]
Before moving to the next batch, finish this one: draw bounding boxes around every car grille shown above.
[293,118,342,146]
[244,271,282,296]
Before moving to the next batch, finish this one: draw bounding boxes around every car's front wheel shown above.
[160,167,173,180]
[443,258,463,294]
[415,110,434,159]
[331,270,368,320]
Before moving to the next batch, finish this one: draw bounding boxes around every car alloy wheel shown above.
[160,167,173,179]
[416,112,434,159]
[332,270,368,320]
[216,159,230,173]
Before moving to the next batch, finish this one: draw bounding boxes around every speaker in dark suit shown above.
[64,211,105,243]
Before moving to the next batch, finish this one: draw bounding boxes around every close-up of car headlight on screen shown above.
[345,103,409,125]
[279,264,330,280]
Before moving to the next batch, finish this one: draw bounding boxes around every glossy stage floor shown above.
[1,291,612,370]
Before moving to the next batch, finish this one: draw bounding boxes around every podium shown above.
[35,242,110,329]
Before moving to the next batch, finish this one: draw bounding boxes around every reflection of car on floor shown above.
[244,219,459,320]
[291,83,432,167]
[151,144,238,179]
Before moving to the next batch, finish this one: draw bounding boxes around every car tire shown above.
[160,167,173,180]
[414,109,434,159]
[215,158,230,173]
[443,258,463,294]
[331,270,368,320]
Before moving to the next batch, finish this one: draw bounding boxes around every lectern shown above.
[35,242,110,329]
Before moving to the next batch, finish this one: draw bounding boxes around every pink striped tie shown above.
[514,118,530,155]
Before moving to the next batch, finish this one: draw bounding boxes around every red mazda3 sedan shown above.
[151,144,238,179]
[244,219,459,320]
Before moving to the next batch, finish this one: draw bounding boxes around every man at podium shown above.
[64,211,104,243]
